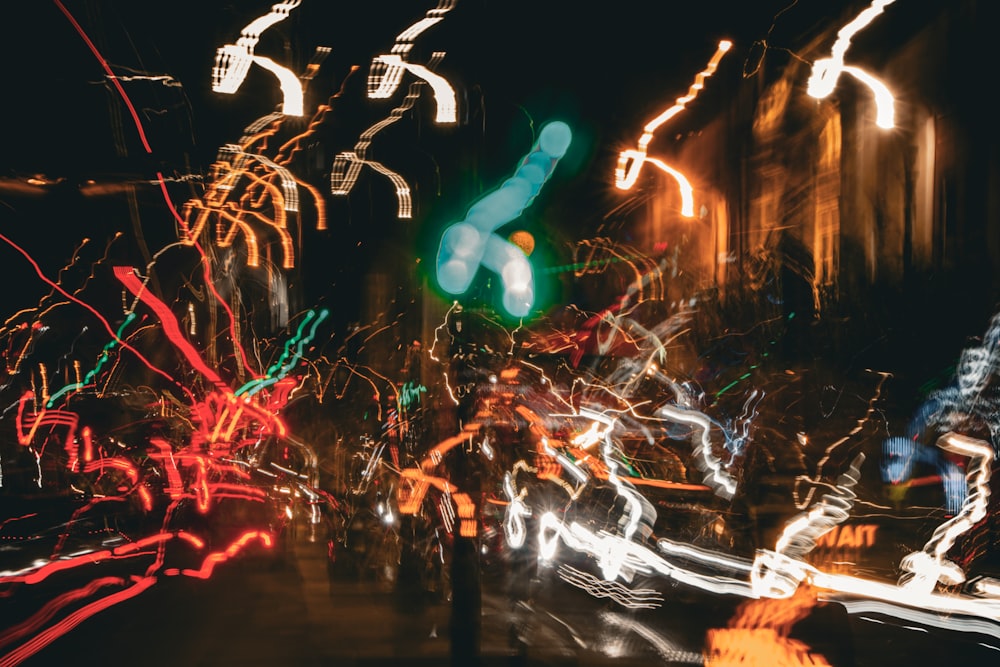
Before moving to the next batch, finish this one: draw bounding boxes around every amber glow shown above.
[181,68,347,269]
[706,585,831,667]
[10,3,1000,663]
[396,415,484,537]
[181,156,296,269]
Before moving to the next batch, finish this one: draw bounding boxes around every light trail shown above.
[212,1,305,116]
[658,403,737,499]
[776,453,865,558]
[0,232,190,400]
[897,433,992,594]
[235,309,330,397]
[114,266,226,390]
[375,54,457,123]
[55,0,260,378]
[501,360,1000,642]
[367,0,457,100]
[615,40,732,216]
[806,0,896,128]
[330,53,451,219]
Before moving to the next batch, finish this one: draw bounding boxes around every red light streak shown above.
[0,576,127,658]
[193,455,211,513]
[54,0,259,380]
[81,426,93,463]
[0,233,187,398]
[14,393,78,446]
[79,457,139,485]
[176,531,205,550]
[115,265,226,390]
[148,438,185,498]
[52,0,153,154]
[110,533,174,556]
[0,576,156,667]
[21,551,114,586]
[178,530,274,580]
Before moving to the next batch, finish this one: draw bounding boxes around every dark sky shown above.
[2,0,839,175]
[0,0,865,321]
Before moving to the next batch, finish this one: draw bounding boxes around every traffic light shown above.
[435,120,572,318]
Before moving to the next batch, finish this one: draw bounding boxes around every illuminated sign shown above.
[813,524,879,549]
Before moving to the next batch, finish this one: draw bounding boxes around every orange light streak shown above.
[615,40,732,216]
[705,585,831,667]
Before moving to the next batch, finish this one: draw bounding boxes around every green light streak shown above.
[714,363,760,399]
[47,313,137,407]
[398,381,427,410]
[235,308,329,397]
[541,255,631,274]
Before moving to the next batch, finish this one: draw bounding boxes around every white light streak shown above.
[806,0,896,129]
[367,0,457,101]
[558,564,663,609]
[775,453,864,558]
[502,471,531,549]
[212,1,305,116]
[375,54,457,124]
[658,404,737,499]
[600,611,704,664]
[330,52,451,218]
[845,600,1000,642]
[898,433,992,594]
[249,55,304,116]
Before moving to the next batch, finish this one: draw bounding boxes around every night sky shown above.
[0,0,867,325]
[3,0,837,173]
